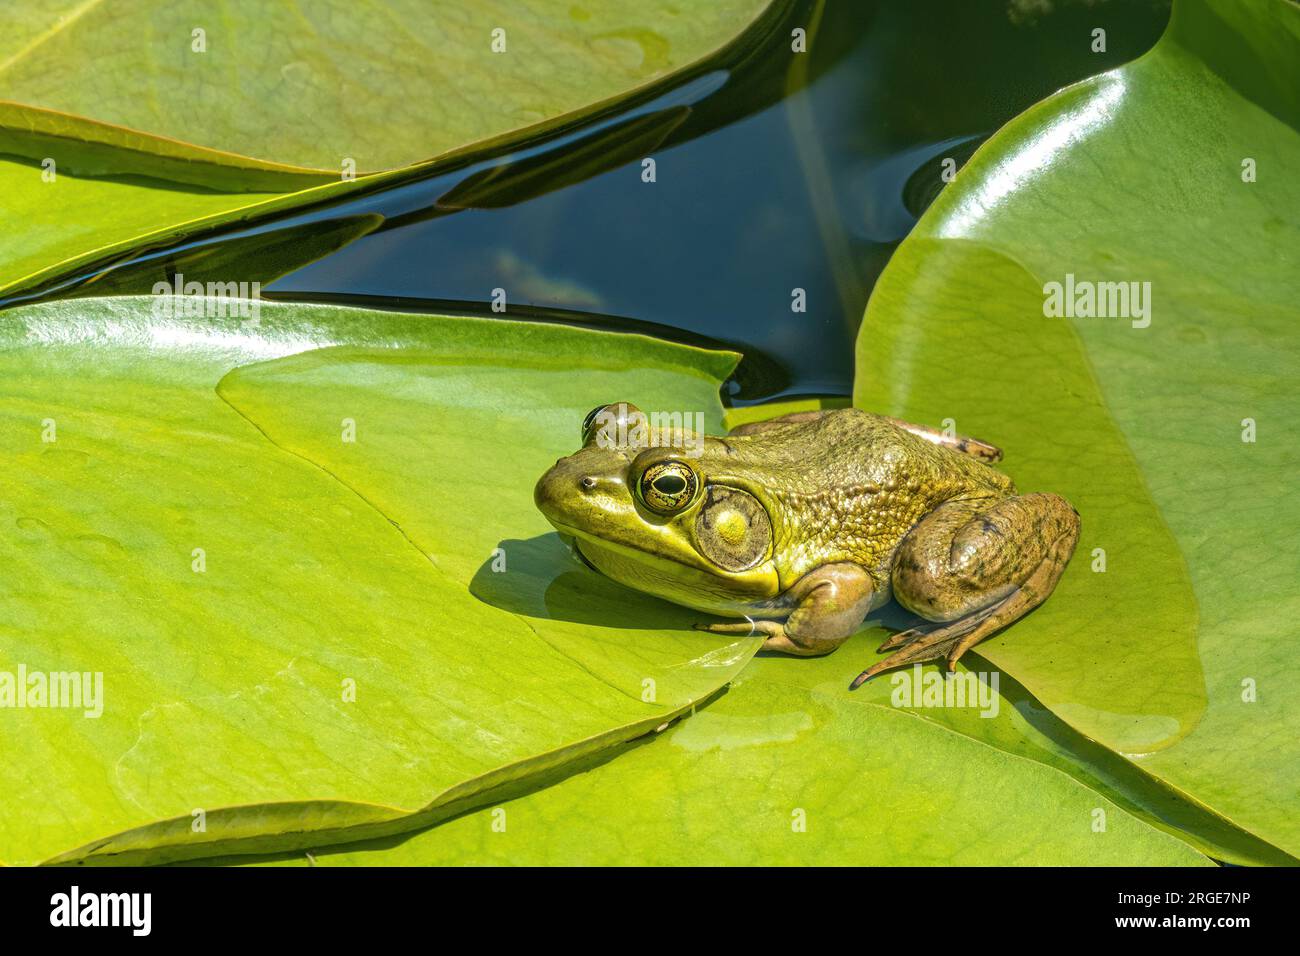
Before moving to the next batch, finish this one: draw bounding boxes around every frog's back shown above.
[714,408,1012,584]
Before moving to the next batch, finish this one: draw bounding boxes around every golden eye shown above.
[639,461,698,514]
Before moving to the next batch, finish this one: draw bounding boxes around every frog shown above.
[533,402,1079,689]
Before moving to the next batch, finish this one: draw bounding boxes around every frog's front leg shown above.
[695,562,875,657]
[850,493,1079,688]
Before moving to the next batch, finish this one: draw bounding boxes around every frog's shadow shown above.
[470,533,701,630]
[469,532,920,636]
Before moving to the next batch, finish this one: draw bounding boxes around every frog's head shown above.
[534,403,781,615]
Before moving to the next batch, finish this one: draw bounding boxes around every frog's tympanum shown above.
[534,403,1079,689]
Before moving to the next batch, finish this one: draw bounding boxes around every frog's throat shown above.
[548,521,779,615]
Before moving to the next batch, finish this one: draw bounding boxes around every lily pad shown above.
[225,651,1213,867]
[0,296,755,865]
[1,0,779,171]
[854,0,1300,857]
[0,0,780,298]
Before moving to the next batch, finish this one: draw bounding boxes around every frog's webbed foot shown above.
[875,609,993,654]
[850,604,1005,688]
[694,562,876,658]
[850,493,1079,689]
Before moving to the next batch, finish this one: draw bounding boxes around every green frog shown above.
[534,403,1079,689]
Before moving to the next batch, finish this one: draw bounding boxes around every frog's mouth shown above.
[557,533,600,573]
[546,520,677,575]
[546,518,719,582]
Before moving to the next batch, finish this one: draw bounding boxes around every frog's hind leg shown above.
[849,493,1079,689]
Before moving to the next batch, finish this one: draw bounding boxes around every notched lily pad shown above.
[0,296,753,865]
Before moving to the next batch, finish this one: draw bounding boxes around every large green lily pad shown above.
[854,0,1300,857]
[2,0,778,171]
[222,651,1214,867]
[1,0,779,298]
[0,296,757,865]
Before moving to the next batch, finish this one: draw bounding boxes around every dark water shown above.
[21,0,1170,402]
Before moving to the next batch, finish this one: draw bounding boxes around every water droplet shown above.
[75,534,125,555]
[40,448,90,466]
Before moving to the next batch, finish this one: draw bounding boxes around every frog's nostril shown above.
[580,476,597,491]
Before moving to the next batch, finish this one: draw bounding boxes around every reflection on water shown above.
[12,0,1170,402]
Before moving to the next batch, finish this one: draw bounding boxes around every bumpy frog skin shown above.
[534,403,1079,689]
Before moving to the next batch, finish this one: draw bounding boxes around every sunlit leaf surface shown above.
[230,652,1213,867]
[0,296,755,865]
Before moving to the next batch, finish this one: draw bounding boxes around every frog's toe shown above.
[850,643,943,689]
[877,626,925,653]
[694,618,785,639]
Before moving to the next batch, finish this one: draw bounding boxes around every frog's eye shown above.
[581,406,606,443]
[638,461,698,514]
[582,402,648,449]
